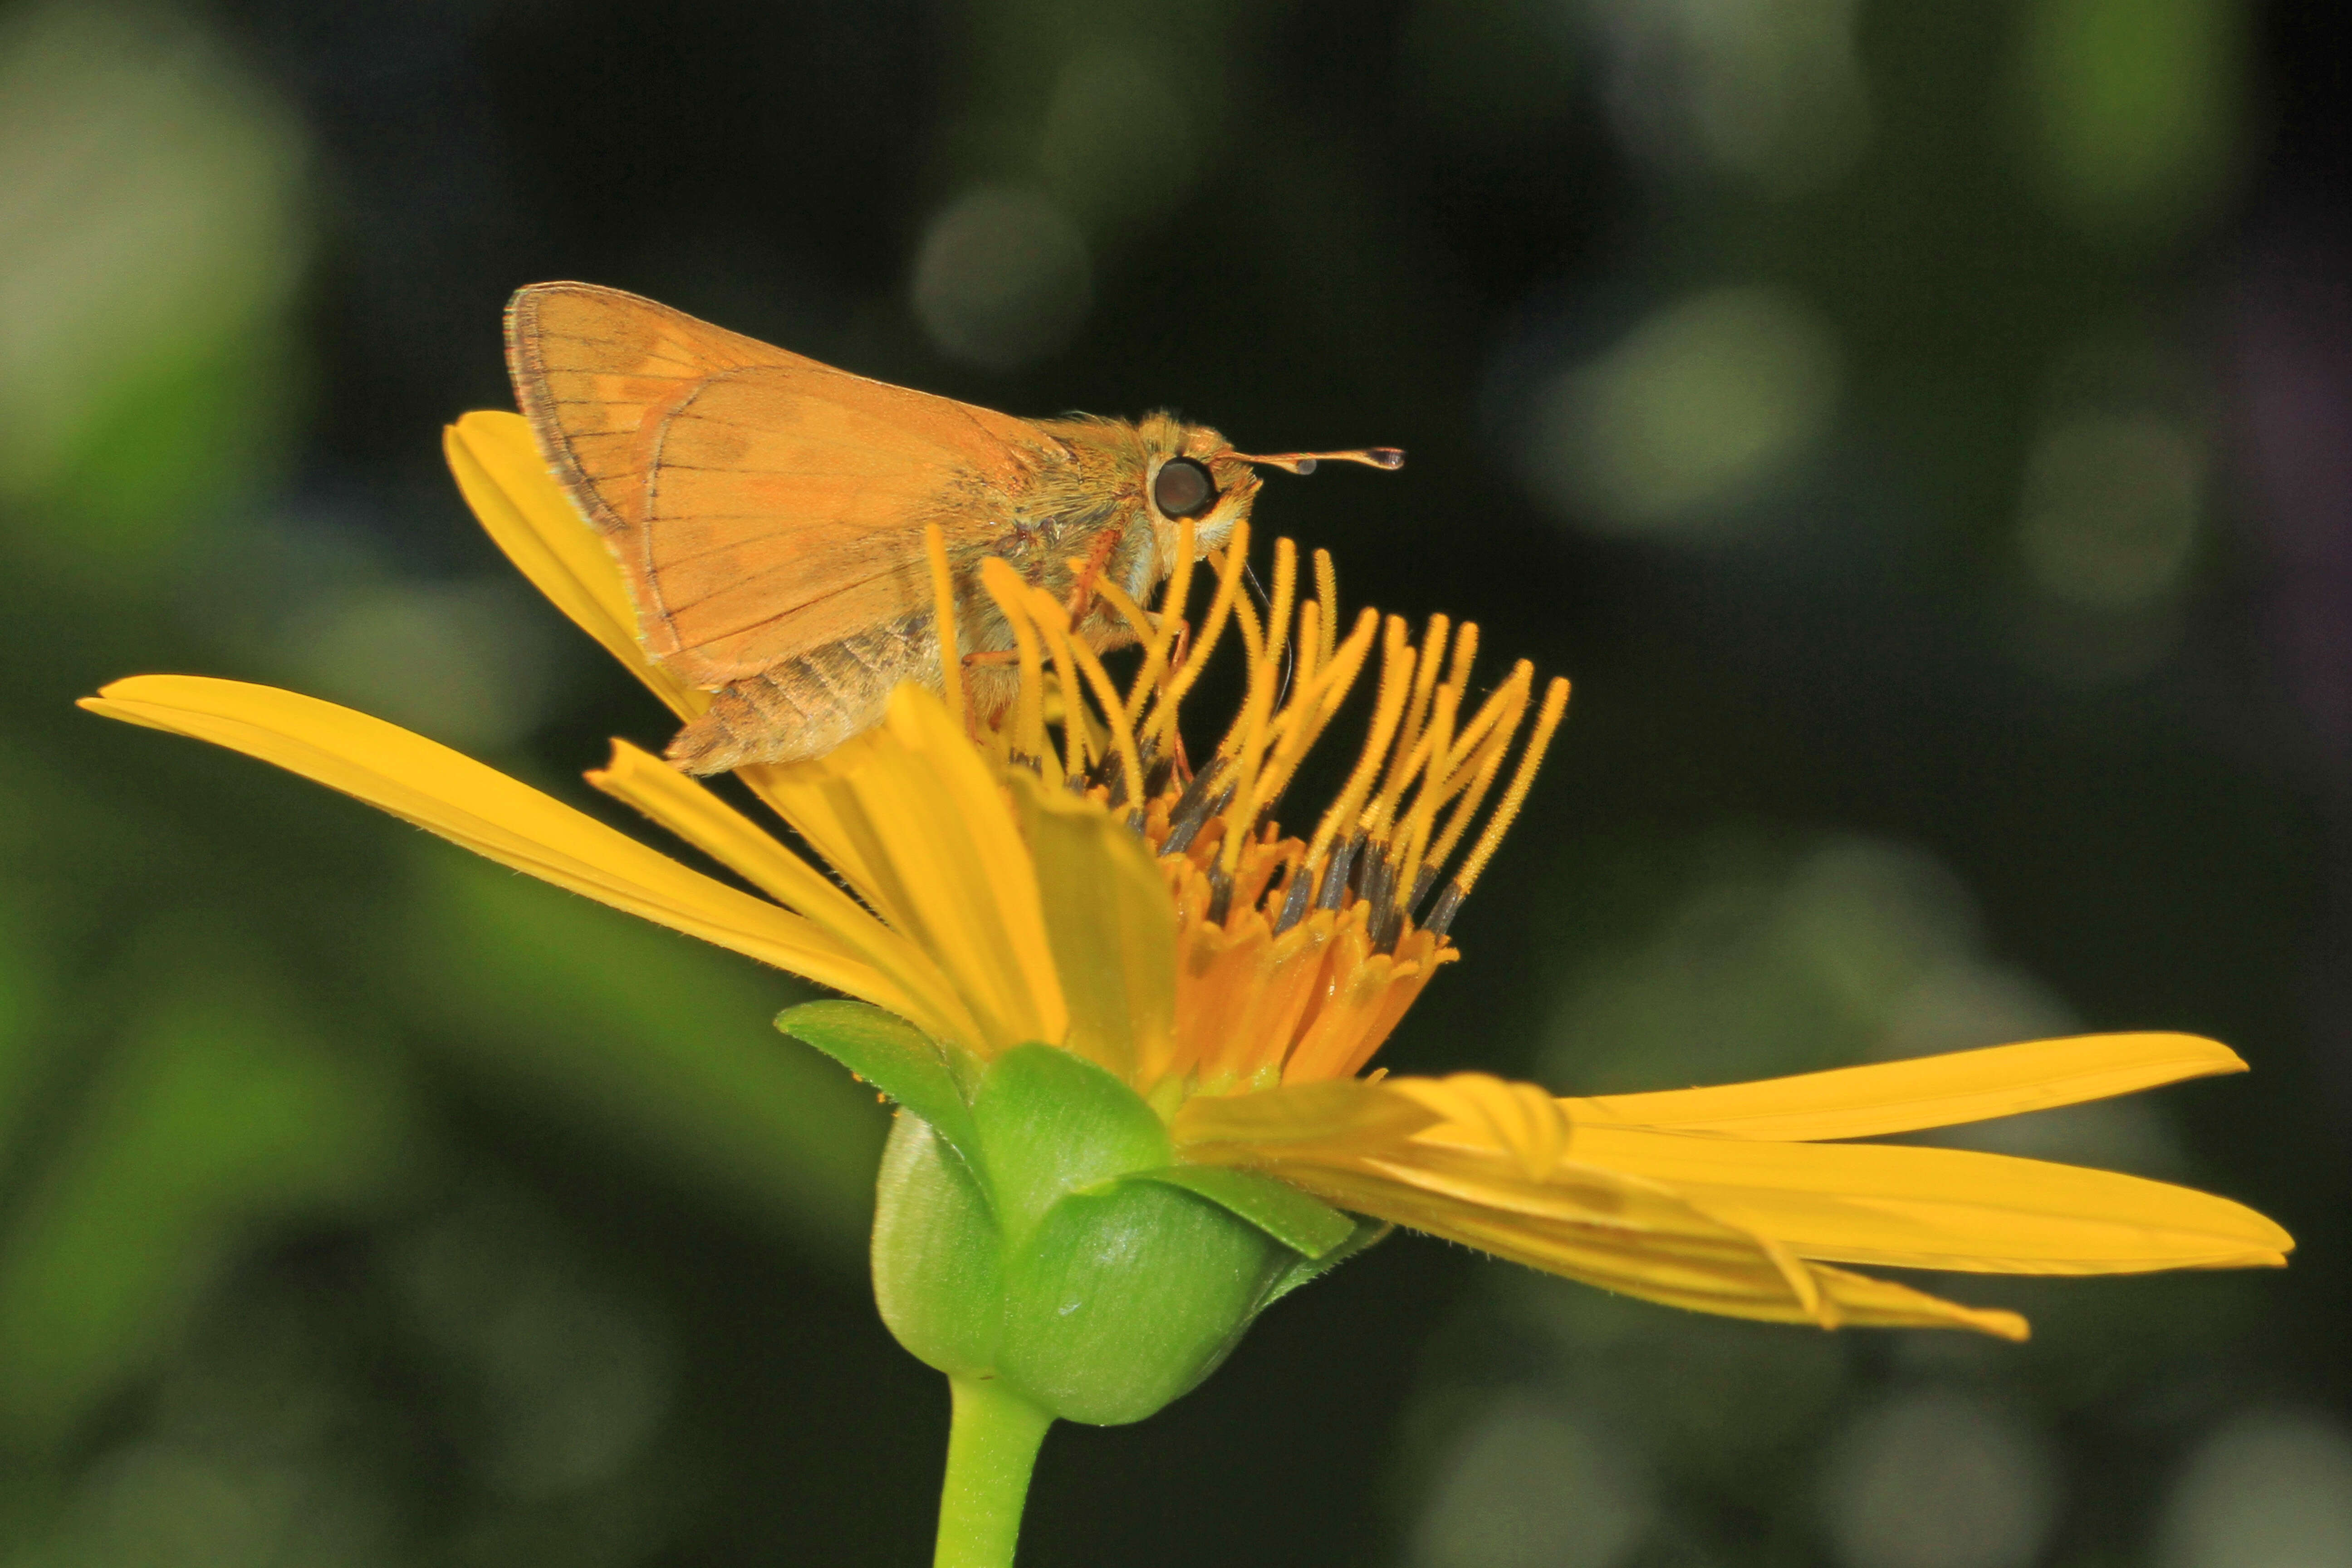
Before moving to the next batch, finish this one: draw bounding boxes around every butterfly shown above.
[505,282,1400,772]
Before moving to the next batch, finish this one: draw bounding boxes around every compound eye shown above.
[1152,456,1218,519]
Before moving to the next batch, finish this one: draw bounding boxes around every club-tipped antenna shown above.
[1232,447,1405,476]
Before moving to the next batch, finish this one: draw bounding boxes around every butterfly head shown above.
[1141,416,1405,568]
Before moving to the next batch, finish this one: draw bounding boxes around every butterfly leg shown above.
[1060,530,1124,629]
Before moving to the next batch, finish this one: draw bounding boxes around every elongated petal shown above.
[587,740,984,1050]
[1178,1078,2025,1338]
[81,676,899,1005]
[745,687,1068,1055]
[1570,1032,2247,1141]
[1569,1124,2293,1273]
[1286,1158,2027,1338]
[444,412,708,721]
[1007,770,1176,1079]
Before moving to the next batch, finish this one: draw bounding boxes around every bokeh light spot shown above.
[1819,1387,2060,1568]
[1414,1396,1655,1568]
[1522,285,1841,541]
[2157,1409,2352,1568]
[911,186,1092,372]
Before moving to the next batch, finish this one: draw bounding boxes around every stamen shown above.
[1446,620,1480,696]
[1303,616,1413,873]
[1122,517,1196,726]
[1205,864,1235,926]
[924,524,965,732]
[1165,783,1234,858]
[1159,755,1228,858]
[1389,682,1460,905]
[981,558,1057,783]
[1148,521,1249,747]
[1313,548,1339,667]
[1274,856,1316,933]
[1244,608,1379,818]
[1317,834,1362,910]
[1044,598,1148,816]
[1453,676,1572,894]
[1026,596,1095,781]
[1413,665,1533,893]
[1382,615,1450,813]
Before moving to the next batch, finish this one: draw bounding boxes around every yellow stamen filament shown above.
[1149,523,1249,745]
[1303,617,1415,871]
[1122,517,1197,728]
[980,558,1056,781]
[1028,600,1096,781]
[1454,676,1571,893]
[1415,664,1534,887]
[1247,609,1381,814]
[1313,548,1339,667]
[1027,584,1148,811]
[925,524,965,730]
[1390,683,1459,898]
[1384,614,1450,807]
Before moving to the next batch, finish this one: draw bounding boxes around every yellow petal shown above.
[1005,769,1176,1079]
[1323,1164,2027,1338]
[443,411,708,721]
[1175,1075,1443,1156]
[81,676,895,1003]
[1569,1032,2247,1141]
[1392,1073,1575,1180]
[586,739,983,1051]
[742,686,1068,1055]
[1570,1123,2293,1274]
[1179,1082,2024,1338]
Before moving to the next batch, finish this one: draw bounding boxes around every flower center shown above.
[926,520,1570,1097]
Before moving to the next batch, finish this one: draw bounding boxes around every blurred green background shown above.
[1,0,2346,1563]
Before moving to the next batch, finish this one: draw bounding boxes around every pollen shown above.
[931,521,1572,1104]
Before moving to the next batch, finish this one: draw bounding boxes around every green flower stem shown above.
[934,1376,1054,1568]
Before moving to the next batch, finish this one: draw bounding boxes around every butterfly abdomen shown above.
[666,612,941,772]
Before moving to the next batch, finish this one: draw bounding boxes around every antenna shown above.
[1231,447,1405,476]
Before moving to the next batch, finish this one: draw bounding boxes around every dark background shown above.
[1,0,2347,1564]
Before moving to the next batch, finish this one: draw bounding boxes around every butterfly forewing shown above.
[505,282,1060,686]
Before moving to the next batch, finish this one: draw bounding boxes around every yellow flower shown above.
[83,410,2291,1347]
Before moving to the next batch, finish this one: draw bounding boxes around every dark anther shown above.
[1423,881,1465,937]
[1142,749,1177,801]
[1358,844,1403,946]
[1153,456,1218,519]
[1157,756,1225,856]
[1095,746,1128,808]
[1274,858,1316,934]
[1126,808,1148,834]
[1316,836,1360,910]
[1162,784,1233,858]
[1064,772,1090,795]
[1407,865,1440,916]
[1205,866,1235,926]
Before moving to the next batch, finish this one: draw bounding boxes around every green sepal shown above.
[997,1176,1286,1424]
[864,1034,1392,1428]
[872,1113,1004,1378]
[777,1001,982,1161]
[966,1044,1170,1239]
[1107,1165,1357,1259]
[1260,1218,1393,1307]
